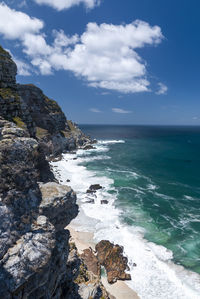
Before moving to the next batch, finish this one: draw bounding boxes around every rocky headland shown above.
[0,45,134,299]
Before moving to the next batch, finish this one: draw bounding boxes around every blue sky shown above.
[0,0,200,125]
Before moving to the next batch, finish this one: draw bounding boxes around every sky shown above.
[0,0,200,125]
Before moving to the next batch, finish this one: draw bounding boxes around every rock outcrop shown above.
[81,248,100,277]
[70,245,114,299]
[0,45,97,298]
[96,240,131,284]
[0,46,17,88]
[0,117,80,298]
[0,46,91,157]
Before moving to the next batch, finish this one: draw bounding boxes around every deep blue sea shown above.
[80,125,200,274]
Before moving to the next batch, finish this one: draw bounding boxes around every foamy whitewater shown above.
[51,140,200,299]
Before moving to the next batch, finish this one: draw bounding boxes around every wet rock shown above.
[85,198,95,204]
[95,240,131,284]
[88,184,103,192]
[49,155,62,162]
[83,144,95,150]
[86,189,95,194]
[101,200,108,204]
[91,139,97,144]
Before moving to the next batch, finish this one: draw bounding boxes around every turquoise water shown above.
[80,125,200,274]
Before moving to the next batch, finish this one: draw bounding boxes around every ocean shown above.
[51,125,200,299]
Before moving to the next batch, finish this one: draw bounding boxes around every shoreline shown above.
[67,225,140,299]
[51,146,200,299]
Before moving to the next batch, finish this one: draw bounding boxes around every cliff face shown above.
[0,46,94,298]
[0,116,80,298]
[0,46,90,156]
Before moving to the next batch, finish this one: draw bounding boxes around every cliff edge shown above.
[0,46,109,299]
[0,45,90,156]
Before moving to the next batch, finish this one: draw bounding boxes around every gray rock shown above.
[39,182,78,230]
[0,45,106,299]
[0,46,17,88]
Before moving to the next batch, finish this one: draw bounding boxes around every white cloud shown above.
[18,0,27,8]
[53,30,79,47]
[90,108,101,113]
[112,108,132,114]
[14,57,32,76]
[0,4,164,94]
[6,49,32,76]
[33,0,100,11]
[45,21,163,93]
[0,3,43,39]
[156,82,168,95]
[61,21,163,93]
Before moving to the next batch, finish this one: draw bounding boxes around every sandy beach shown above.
[66,225,140,299]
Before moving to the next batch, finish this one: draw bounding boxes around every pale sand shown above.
[66,225,140,299]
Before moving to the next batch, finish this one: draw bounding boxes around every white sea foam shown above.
[98,139,125,144]
[107,168,140,179]
[147,183,158,190]
[51,141,200,299]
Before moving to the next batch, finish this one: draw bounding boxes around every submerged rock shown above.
[95,240,131,284]
[101,200,108,204]
[87,184,103,194]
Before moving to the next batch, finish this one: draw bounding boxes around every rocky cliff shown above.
[0,46,131,299]
[0,45,90,156]
[0,46,108,298]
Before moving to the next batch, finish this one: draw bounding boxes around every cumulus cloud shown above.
[156,82,168,95]
[112,108,132,114]
[0,3,165,93]
[0,3,43,39]
[89,108,101,113]
[61,21,163,93]
[33,0,100,11]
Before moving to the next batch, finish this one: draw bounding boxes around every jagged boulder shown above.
[81,248,100,277]
[39,182,78,230]
[95,240,131,284]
